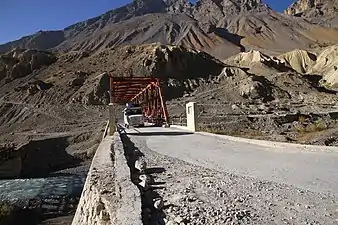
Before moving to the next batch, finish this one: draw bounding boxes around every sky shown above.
[0,0,295,44]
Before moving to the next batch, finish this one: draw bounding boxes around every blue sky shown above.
[0,0,295,44]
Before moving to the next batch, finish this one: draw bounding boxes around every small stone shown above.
[135,158,147,172]
[187,196,197,202]
[305,205,310,209]
[139,174,152,183]
[139,180,149,191]
[225,217,232,222]
[174,216,184,223]
[99,210,110,221]
[154,198,164,210]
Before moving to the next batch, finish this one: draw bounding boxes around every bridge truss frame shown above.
[109,76,169,126]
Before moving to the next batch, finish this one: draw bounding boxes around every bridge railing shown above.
[170,116,187,126]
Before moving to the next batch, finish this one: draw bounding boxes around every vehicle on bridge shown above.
[110,76,170,127]
[124,103,144,128]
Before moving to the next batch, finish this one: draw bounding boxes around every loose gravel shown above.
[127,134,338,225]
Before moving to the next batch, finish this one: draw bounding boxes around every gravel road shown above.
[128,127,338,195]
[124,127,338,225]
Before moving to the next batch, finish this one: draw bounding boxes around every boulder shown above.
[239,77,272,99]
[69,71,88,87]
[1,49,57,80]
[27,80,53,95]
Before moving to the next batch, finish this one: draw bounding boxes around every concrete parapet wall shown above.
[72,136,116,225]
[72,132,142,225]
[198,131,338,153]
[114,133,142,225]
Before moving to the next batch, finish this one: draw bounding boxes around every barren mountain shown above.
[0,1,338,149]
[285,0,338,27]
[0,31,65,54]
[1,0,338,152]
[54,13,242,59]
[2,0,338,60]
[2,43,338,145]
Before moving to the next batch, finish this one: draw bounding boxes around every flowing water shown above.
[0,163,89,225]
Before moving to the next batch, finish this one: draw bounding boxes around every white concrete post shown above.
[109,103,116,136]
[186,102,198,132]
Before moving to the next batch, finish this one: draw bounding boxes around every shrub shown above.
[298,115,306,124]
[0,202,16,224]
[294,125,306,133]
[308,121,327,132]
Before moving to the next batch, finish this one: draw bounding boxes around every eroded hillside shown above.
[1,43,338,148]
[2,0,338,60]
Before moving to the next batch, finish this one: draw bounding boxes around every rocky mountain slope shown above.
[2,0,338,60]
[2,43,338,142]
[1,1,338,151]
[285,0,338,27]
[1,0,262,57]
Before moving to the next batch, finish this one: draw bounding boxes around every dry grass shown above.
[0,202,16,223]
[298,115,306,124]
[308,121,327,132]
[294,125,306,133]
[294,120,327,133]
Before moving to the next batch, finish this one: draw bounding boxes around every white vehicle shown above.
[124,103,144,128]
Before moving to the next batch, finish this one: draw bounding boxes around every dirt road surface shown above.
[123,126,338,225]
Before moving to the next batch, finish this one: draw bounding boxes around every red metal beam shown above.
[130,83,157,102]
[156,80,169,124]
[110,75,169,125]
[110,77,156,81]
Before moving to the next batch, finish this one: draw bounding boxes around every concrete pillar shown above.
[186,102,198,132]
[109,103,116,136]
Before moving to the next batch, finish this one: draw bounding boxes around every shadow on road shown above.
[145,167,166,174]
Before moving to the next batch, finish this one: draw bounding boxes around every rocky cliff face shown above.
[285,0,338,27]
[285,0,321,15]
[0,49,57,82]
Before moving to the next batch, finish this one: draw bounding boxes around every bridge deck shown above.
[124,126,338,194]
